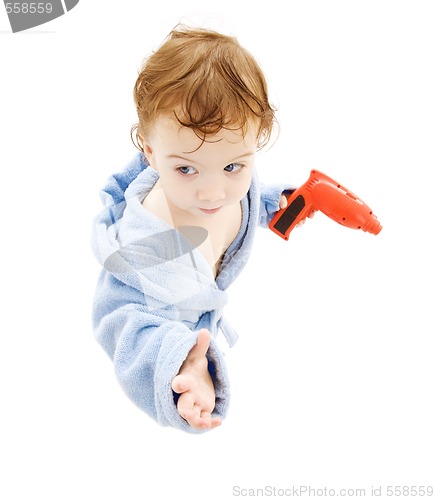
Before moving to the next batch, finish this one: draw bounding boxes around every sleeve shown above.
[100,153,148,207]
[258,182,295,228]
[92,270,231,434]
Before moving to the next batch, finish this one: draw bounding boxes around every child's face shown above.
[143,116,257,218]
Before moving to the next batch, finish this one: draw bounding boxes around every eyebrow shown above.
[166,152,256,163]
[166,154,195,162]
[233,152,256,160]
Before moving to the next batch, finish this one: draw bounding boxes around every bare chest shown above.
[195,205,242,277]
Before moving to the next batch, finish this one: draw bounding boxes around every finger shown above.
[177,395,222,430]
[180,402,203,428]
[176,392,196,417]
[172,374,191,394]
[279,195,288,209]
[191,410,222,430]
[209,416,222,429]
[190,329,211,360]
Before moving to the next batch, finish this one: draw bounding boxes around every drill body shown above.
[269,170,382,240]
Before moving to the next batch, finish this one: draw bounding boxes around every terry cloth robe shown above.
[92,152,291,433]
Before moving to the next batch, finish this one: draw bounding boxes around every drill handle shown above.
[269,188,316,240]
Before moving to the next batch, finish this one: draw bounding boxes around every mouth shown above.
[199,207,222,215]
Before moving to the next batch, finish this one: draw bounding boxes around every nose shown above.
[197,179,226,203]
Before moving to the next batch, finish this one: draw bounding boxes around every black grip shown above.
[272,195,306,236]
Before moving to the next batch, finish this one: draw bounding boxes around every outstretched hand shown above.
[172,329,222,431]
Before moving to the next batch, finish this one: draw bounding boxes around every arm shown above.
[92,270,230,433]
[258,183,294,228]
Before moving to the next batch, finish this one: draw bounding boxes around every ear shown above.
[142,142,157,171]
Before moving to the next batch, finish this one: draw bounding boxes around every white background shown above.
[1,1,434,498]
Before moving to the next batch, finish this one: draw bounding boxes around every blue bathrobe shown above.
[92,152,290,433]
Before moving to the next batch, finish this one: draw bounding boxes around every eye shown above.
[177,166,197,176]
[224,163,243,173]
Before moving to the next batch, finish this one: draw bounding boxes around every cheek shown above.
[164,178,194,202]
[233,175,253,199]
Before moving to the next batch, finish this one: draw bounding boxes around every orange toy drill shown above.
[269,170,382,240]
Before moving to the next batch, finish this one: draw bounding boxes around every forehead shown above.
[151,116,258,154]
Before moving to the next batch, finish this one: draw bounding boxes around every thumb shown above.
[279,194,288,209]
[191,328,211,359]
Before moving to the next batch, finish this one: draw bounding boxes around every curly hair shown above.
[131,25,277,152]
